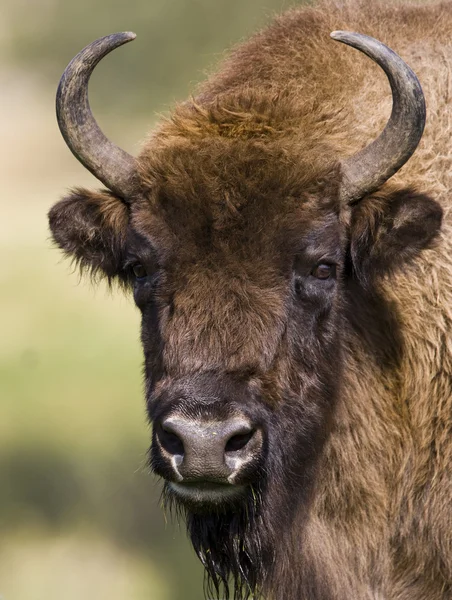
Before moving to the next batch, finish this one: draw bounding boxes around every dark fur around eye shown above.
[133,270,163,310]
[311,264,336,280]
[132,263,147,279]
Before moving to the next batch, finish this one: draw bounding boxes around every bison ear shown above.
[349,187,443,286]
[48,188,129,281]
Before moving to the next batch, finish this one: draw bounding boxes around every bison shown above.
[48,0,452,598]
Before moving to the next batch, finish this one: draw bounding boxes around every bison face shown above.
[49,137,441,518]
[49,152,441,514]
[49,144,348,510]
[125,145,345,516]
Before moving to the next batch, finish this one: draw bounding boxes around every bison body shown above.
[49,1,452,598]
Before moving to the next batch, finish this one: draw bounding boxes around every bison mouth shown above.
[169,480,247,498]
[165,480,249,512]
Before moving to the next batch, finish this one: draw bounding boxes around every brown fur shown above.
[49,1,452,598]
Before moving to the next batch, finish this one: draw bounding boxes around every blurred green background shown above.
[0,0,304,598]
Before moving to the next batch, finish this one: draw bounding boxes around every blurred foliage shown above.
[3,0,300,115]
[0,530,172,600]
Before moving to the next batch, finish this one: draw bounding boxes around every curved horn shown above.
[56,32,138,199]
[330,31,426,205]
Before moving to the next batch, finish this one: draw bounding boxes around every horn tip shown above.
[122,31,137,42]
[330,30,348,41]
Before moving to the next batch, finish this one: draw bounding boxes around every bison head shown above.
[49,31,442,599]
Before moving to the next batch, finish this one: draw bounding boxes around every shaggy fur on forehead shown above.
[136,98,343,224]
[132,110,344,286]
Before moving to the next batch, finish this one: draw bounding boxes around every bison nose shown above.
[156,417,262,483]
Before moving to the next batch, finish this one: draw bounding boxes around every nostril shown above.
[225,429,255,453]
[158,424,184,456]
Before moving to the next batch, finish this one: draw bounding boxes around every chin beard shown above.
[161,480,268,600]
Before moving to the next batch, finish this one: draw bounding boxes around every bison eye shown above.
[132,263,147,279]
[311,263,336,280]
